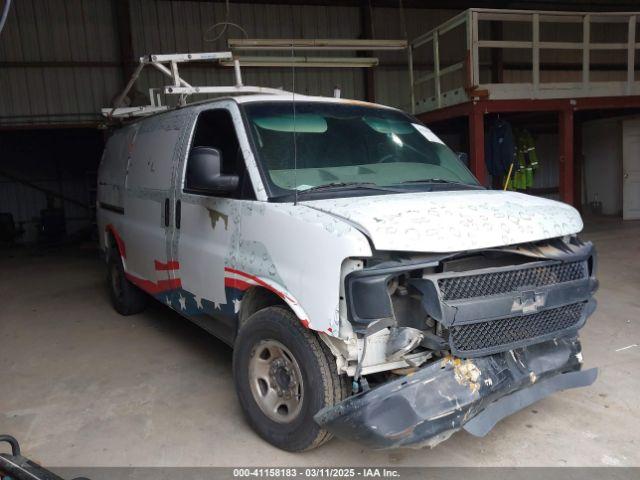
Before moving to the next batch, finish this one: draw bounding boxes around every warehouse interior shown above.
[1,0,640,472]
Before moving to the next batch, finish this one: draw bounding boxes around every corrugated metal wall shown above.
[0,0,375,126]
[1,2,635,125]
[128,0,366,103]
[0,1,467,126]
[0,1,438,244]
[0,0,122,126]
[0,2,633,241]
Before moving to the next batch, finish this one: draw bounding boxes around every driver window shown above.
[185,109,254,199]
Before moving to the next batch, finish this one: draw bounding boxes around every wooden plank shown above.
[436,12,468,37]
[539,42,584,50]
[471,8,637,18]
[478,40,627,50]
[471,10,479,87]
[433,31,441,108]
[412,10,467,48]
[478,40,532,49]
[414,62,464,85]
[627,16,636,95]
[477,12,583,23]
[588,42,630,50]
[582,15,590,93]
[408,46,415,114]
[533,13,540,96]
[465,11,473,89]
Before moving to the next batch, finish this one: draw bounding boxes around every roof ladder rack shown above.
[102,51,288,119]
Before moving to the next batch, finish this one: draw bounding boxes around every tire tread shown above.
[234,306,349,451]
[108,244,147,316]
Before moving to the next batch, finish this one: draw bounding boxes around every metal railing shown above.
[408,8,640,114]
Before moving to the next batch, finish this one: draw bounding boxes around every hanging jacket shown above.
[514,128,539,190]
[485,118,516,177]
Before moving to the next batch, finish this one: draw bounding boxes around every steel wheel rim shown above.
[248,339,304,423]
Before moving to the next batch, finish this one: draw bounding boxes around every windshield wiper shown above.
[297,182,400,194]
[397,178,483,189]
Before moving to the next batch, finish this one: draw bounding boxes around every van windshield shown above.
[243,101,479,199]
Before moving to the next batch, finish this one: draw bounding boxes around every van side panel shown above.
[97,124,138,253]
[120,114,185,284]
[235,202,371,335]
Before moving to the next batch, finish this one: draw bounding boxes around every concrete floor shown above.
[1,218,639,467]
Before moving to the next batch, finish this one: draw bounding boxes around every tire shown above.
[107,244,147,316]
[233,306,349,452]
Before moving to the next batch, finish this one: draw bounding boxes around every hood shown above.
[302,190,583,253]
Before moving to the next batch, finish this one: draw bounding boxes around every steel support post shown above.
[558,107,575,206]
[469,103,486,186]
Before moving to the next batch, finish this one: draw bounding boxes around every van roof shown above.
[106,93,401,127]
[231,93,398,111]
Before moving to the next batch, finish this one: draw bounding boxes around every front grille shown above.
[438,261,587,301]
[449,302,586,355]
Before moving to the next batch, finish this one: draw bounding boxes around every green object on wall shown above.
[513,128,539,190]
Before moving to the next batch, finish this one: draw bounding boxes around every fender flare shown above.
[224,267,315,330]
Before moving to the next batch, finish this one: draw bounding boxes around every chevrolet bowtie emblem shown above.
[512,290,545,314]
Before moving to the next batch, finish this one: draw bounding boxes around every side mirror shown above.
[456,151,469,166]
[186,147,239,194]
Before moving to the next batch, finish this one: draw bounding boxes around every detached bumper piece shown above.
[315,337,597,449]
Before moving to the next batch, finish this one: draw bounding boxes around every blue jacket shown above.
[485,118,515,177]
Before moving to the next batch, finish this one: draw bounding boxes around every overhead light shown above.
[221,56,379,68]
[228,39,407,51]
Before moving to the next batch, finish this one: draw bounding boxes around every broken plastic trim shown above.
[315,336,596,449]
[344,240,597,355]
[344,257,440,329]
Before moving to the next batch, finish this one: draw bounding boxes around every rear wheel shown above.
[107,244,147,315]
[233,306,348,451]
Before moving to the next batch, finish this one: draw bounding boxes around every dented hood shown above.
[302,190,583,252]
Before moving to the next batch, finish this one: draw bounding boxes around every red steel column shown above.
[558,107,575,206]
[469,103,486,185]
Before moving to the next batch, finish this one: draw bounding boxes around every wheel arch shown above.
[236,280,310,330]
[104,224,126,259]
[239,286,287,327]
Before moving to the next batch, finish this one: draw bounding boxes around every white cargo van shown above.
[97,94,598,451]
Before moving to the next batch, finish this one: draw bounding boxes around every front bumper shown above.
[315,337,597,449]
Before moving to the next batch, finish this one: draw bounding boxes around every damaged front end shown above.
[318,236,599,448]
[317,337,596,449]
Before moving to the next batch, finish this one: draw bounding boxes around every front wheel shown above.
[107,244,147,316]
[233,306,348,451]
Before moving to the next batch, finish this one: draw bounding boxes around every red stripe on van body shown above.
[125,273,182,294]
[224,267,294,302]
[224,277,254,291]
[154,260,180,271]
[224,267,309,328]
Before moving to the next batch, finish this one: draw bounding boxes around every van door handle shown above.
[175,200,181,229]
[164,198,170,227]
